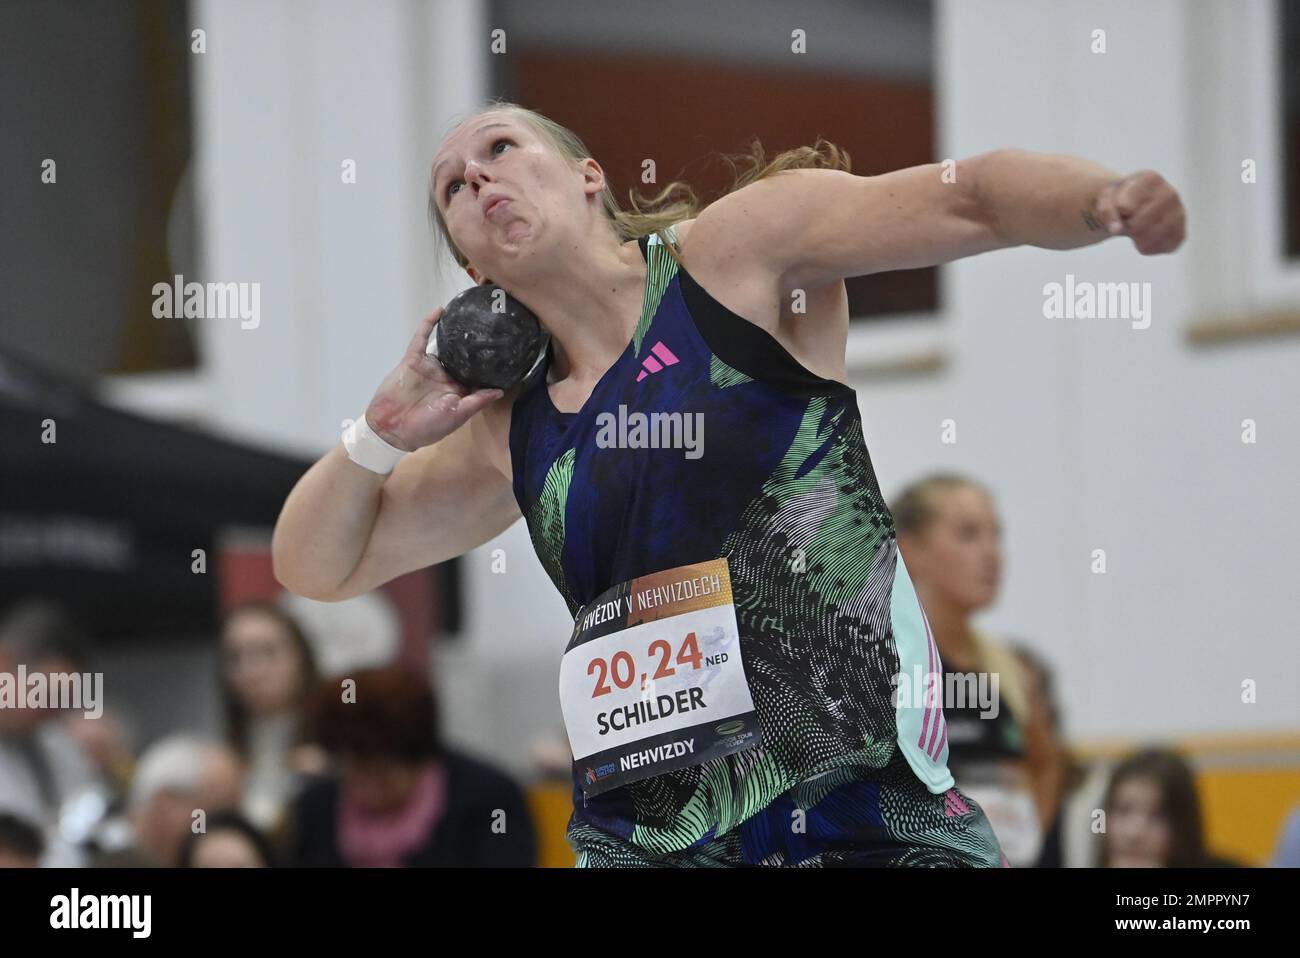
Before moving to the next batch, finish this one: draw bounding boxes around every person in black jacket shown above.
[289,666,536,868]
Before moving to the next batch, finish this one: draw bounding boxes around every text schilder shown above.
[597,687,706,734]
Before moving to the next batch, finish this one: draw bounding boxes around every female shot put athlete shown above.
[273,101,1184,867]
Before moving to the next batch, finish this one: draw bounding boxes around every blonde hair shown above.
[427,98,851,278]
[890,472,994,538]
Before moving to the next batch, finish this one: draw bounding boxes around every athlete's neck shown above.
[509,230,647,388]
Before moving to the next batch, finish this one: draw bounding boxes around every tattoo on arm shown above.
[1082,179,1124,233]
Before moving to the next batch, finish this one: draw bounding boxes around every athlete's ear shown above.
[578,157,605,198]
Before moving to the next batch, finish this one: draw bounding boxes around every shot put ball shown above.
[425,283,548,390]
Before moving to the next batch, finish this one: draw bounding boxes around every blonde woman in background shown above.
[893,473,1067,866]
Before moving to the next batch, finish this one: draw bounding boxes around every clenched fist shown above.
[1092,170,1186,255]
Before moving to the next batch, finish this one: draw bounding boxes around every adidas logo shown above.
[943,789,972,818]
[635,340,680,381]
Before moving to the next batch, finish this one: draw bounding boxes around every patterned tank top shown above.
[508,224,954,856]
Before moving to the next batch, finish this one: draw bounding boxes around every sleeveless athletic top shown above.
[508,225,957,858]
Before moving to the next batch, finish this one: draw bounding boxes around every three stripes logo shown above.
[916,603,949,765]
[635,340,680,382]
[943,789,972,818]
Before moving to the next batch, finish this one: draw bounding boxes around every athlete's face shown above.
[430,113,602,286]
[905,485,1003,612]
[1106,776,1173,867]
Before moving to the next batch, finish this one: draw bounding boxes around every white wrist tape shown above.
[342,414,409,475]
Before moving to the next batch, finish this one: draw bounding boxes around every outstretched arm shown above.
[703,148,1186,289]
[975,149,1185,255]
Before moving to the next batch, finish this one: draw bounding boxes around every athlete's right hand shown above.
[362,306,504,452]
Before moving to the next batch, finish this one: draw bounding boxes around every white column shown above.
[190,0,488,457]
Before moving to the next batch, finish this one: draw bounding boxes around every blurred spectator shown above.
[180,810,276,867]
[290,667,537,867]
[63,706,137,804]
[0,812,45,868]
[1098,747,1243,867]
[219,601,324,833]
[1010,645,1089,867]
[0,598,105,866]
[115,734,244,867]
[529,730,573,783]
[1270,803,1300,867]
[893,473,1060,866]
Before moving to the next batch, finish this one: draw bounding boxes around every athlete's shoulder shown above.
[670,205,787,342]
[677,172,822,289]
[674,193,848,365]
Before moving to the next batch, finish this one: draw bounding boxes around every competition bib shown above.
[559,557,761,798]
